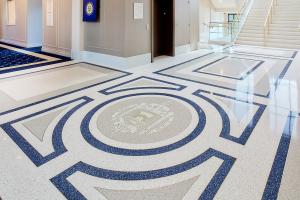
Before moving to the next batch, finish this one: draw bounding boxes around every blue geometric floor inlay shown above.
[0,47,46,68]
[154,52,294,98]
[0,42,71,75]
[0,45,299,199]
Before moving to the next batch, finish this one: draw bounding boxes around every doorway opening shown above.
[152,0,175,60]
[27,0,43,48]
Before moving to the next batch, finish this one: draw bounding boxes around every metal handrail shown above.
[264,0,278,45]
[232,0,254,42]
[208,0,254,44]
[208,22,235,43]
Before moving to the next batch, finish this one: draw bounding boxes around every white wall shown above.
[27,0,43,47]
[199,0,211,43]
[211,0,246,12]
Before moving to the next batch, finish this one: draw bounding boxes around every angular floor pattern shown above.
[0,45,299,200]
[0,43,71,75]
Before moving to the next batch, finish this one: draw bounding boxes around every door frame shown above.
[151,0,175,62]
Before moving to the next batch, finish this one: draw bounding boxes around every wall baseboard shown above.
[42,46,71,57]
[80,51,151,69]
[27,42,43,48]
[175,44,192,56]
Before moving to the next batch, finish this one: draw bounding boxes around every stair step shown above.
[274,13,300,17]
[266,38,300,45]
[237,0,300,50]
[238,36,264,42]
[235,40,264,46]
[268,34,300,40]
[240,29,264,34]
[269,27,300,32]
[265,42,300,50]
[239,32,264,37]
[270,24,299,28]
[269,30,300,36]
[271,21,300,26]
[274,10,300,14]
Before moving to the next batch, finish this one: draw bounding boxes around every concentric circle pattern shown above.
[80,93,206,156]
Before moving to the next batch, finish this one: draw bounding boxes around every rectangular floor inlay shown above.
[155,52,292,97]
[193,56,263,80]
[0,67,107,100]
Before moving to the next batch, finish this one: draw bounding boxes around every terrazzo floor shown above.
[0,44,299,200]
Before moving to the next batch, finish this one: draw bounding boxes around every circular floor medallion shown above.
[97,96,190,144]
[81,93,206,156]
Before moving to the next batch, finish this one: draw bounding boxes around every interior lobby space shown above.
[0,0,299,199]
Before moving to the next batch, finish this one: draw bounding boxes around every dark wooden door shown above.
[153,0,174,58]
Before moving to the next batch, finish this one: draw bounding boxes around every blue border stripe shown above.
[193,90,266,145]
[0,97,93,166]
[267,60,293,97]
[0,62,131,116]
[99,76,187,95]
[0,60,70,75]
[0,41,70,60]
[291,51,298,59]
[81,93,206,156]
[193,56,264,81]
[223,46,297,59]
[262,112,297,200]
[51,149,236,200]
[155,53,294,98]
[0,42,71,74]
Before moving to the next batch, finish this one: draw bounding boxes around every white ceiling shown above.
[210,0,245,12]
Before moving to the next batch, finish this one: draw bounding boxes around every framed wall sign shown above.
[83,0,99,22]
[134,3,144,20]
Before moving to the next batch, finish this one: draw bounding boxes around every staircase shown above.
[236,0,300,50]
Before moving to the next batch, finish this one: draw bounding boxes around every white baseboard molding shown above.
[80,51,151,69]
[42,46,71,57]
[175,44,192,56]
[27,42,43,48]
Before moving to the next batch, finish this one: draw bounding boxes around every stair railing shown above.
[208,0,254,44]
[264,0,278,46]
[232,0,254,43]
[208,22,233,43]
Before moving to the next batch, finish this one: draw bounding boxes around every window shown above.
[46,0,54,26]
[7,0,16,25]
[228,14,237,23]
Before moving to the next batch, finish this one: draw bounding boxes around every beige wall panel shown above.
[175,0,190,47]
[84,0,125,56]
[124,0,151,57]
[189,0,200,49]
[1,0,28,46]
[58,0,72,50]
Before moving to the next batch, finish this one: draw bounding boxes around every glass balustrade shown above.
[208,0,253,44]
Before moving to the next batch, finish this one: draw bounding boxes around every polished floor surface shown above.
[0,44,299,200]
